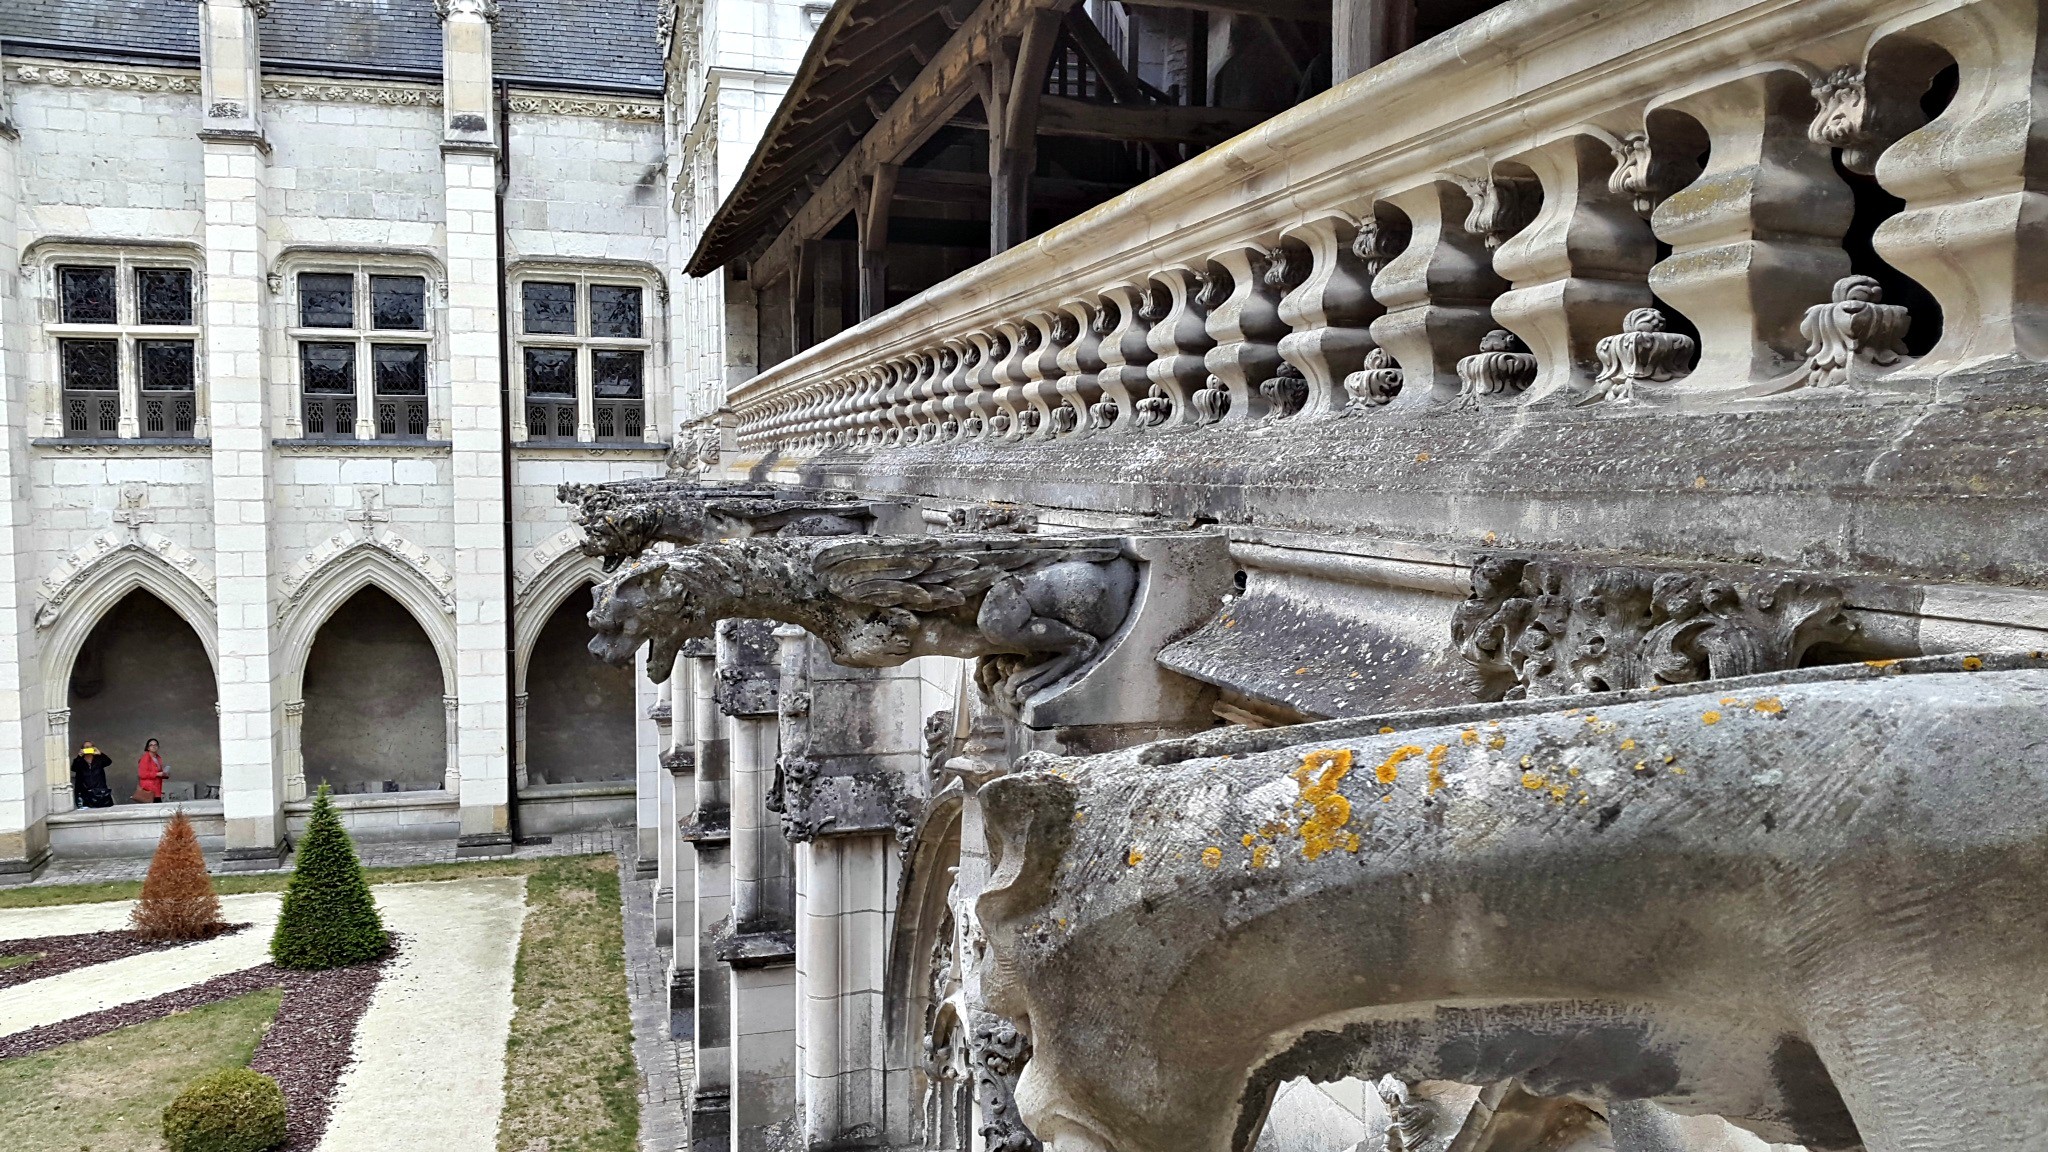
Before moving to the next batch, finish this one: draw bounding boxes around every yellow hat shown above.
[80,744,98,754]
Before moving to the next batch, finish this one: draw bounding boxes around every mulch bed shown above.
[0,934,400,1151]
[0,923,251,990]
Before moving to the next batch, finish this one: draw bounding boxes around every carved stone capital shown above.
[435,0,500,25]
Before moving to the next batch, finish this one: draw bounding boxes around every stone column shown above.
[0,71,48,883]
[666,655,697,984]
[442,695,461,794]
[685,637,733,1152]
[514,692,528,789]
[43,710,72,817]
[439,0,513,855]
[636,647,664,878]
[280,701,306,802]
[199,0,286,869]
[722,620,795,1152]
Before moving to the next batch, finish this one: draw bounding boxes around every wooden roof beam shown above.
[1134,0,1331,22]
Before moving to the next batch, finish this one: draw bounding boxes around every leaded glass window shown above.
[58,266,118,324]
[138,340,195,391]
[135,268,193,325]
[590,285,643,338]
[592,350,643,398]
[60,339,119,390]
[522,282,576,334]
[524,348,576,395]
[371,275,427,331]
[301,343,356,393]
[373,344,427,394]
[299,273,356,328]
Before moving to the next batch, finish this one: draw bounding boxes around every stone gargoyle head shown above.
[586,550,744,679]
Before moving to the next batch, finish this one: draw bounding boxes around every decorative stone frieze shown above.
[506,94,665,121]
[7,63,200,95]
[35,531,217,629]
[587,534,1138,711]
[1449,553,1855,701]
[275,529,456,621]
[260,80,442,107]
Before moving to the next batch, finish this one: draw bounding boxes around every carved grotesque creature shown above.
[587,535,1138,710]
[558,481,870,571]
[975,660,2048,1152]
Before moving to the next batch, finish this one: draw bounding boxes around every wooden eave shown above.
[684,0,981,278]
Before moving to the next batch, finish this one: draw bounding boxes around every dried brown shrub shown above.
[131,809,226,940]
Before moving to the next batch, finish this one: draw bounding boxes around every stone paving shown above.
[622,852,693,1152]
[21,826,626,888]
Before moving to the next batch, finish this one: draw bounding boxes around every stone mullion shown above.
[440,0,513,855]
[0,65,50,883]
[1490,136,1657,406]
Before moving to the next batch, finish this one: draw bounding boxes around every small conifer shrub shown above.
[269,785,386,969]
[162,1067,288,1152]
[132,809,226,940]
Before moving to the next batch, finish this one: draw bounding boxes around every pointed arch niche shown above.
[278,535,458,799]
[519,579,638,786]
[37,540,220,813]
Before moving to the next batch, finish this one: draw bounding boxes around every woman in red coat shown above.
[136,738,167,803]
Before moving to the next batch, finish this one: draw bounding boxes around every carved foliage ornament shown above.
[1351,216,1411,276]
[1606,132,1693,218]
[1343,347,1403,412]
[1587,308,1694,404]
[1808,66,1918,177]
[1454,330,1537,411]
[435,0,500,25]
[1450,554,1856,701]
[969,1013,1042,1152]
[1792,274,1912,389]
[1458,175,1541,249]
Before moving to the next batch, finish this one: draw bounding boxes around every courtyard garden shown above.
[0,796,638,1152]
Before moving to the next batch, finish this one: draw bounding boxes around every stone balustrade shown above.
[723,0,2043,457]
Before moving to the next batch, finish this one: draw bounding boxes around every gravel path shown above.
[0,892,281,1037]
[315,877,529,1152]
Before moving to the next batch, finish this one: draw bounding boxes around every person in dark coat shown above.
[71,741,113,809]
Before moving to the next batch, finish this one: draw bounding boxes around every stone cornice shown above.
[261,78,441,107]
[6,62,199,95]
[506,92,664,122]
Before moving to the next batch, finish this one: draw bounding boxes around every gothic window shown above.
[513,273,656,444]
[45,255,201,440]
[290,267,435,441]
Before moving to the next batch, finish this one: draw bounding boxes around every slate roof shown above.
[0,0,665,92]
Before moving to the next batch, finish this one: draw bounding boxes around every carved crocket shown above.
[558,479,871,570]
[973,655,2048,1152]
[586,534,1138,708]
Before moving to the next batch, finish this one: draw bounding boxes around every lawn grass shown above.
[496,854,639,1152]
[0,952,39,971]
[0,855,553,910]
[0,987,282,1152]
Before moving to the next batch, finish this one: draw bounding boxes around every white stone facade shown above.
[0,0,818,878]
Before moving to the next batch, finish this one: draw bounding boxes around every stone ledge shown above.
[33,437,211,453]
[49,799,226,825]
[515,442,669,456]
[272,437,453,455]
[282,789,455,814]
[714,929,795,968]
[516,781,635,801]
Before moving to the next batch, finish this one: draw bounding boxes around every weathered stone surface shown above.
[975,654,2048,1152]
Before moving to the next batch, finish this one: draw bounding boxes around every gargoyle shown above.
[558,480,872,570]
[975,658,2048,1152]
[586,534,1138,709]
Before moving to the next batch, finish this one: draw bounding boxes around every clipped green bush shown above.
[162,1067,288,1152]
[269,785,387,969]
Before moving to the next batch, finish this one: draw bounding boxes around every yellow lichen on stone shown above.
[1241,833,1256,848]
[1293,749,1358,861]
[1201,847,1223,869]
[1461,730,1479,746]
[1522,771,1547,790]
[1619,738,1637,751]
[1865,658,1899,669]
[1752,698,1783,714]
[1963,656,1984,671]
[1488,734,1507,750]
[1127,848,1144,867]
[1375,745,1424,785]
[1379,726,1396,735]
[1250,844,1274,869]
[1343,832,1361,853]
[1702,711,1722,725]
[1428,766,1446,795]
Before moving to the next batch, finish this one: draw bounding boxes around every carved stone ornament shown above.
[948,506,1038,534]
[36,531,217,629]
[1789,274,1913,390]
[1343,347,1403,412]
[557,479,870,571]
[1351,215,1411,276]
[1450,553,1856,701]
[1258,363,1309,420]
[1808,65,1910,176]
[1375,1076,1434,1152]
[1606,131,1688,218]
[1089,397,1120,431]
[667,422,722,475]
[1191,377,1231,425]
[588,534,1139,712]
[1133,384,1173,428]
[435,0,500,25]
[1454,330,1538,411]
[969,1012,1042,1152]
[1458,175,1541,250]
[1585,307,1694,404]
